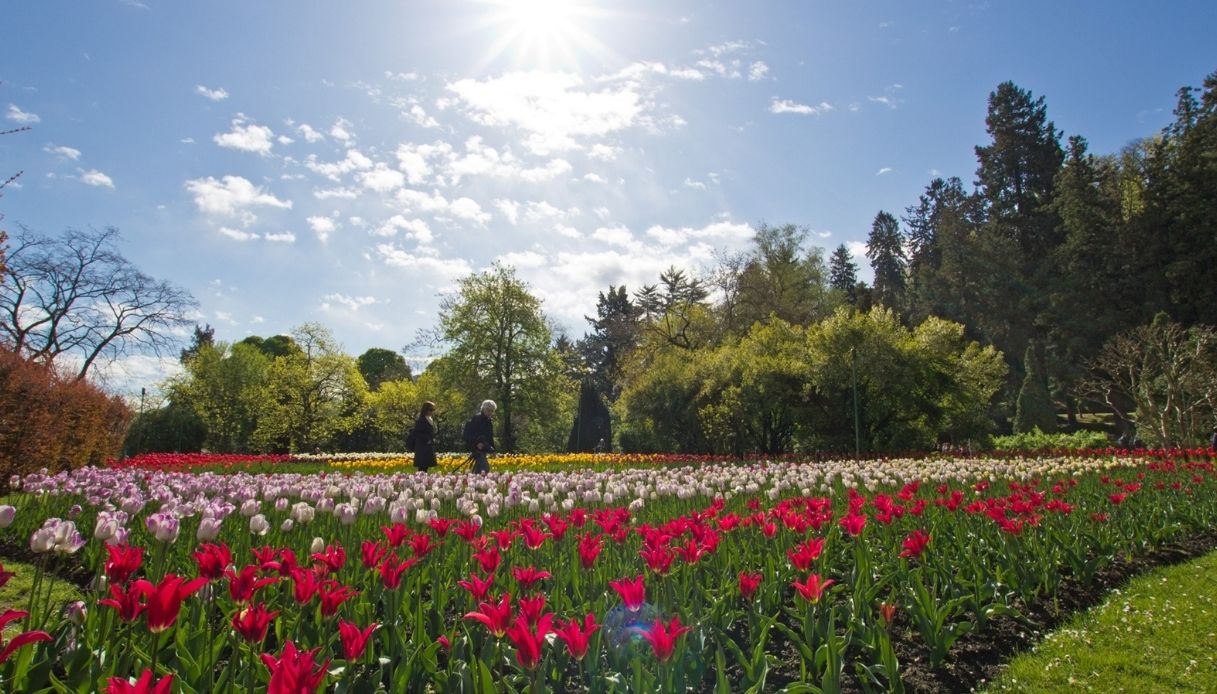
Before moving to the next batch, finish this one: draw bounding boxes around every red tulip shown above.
[511,565,552,591]
[787,536,825,571]
[137,574,207,633]
[839,513,867,537]
[360,541,389,569]
[609,575,645,612]
[518,594,547,627]
[290,567,320,604]
[251,545,278,566]
[319,581,358,617]
[225,565,278,604]
[553,613,599,660]
[577,533,603,569]
[738,571,763,600]
[232,603,278,644]
[639,545,674,575]
[310,544,346,573]
[879,602,897,627]
[105,669,175,694]
[382,523,411,548]
[458,572,495,600]
[100,582,146,622]
[262,548,298,577]
[105,544,144,585]
[792,574,835,604]
[428,517,454,537]
[472,546,501,573]
[463,593,514,637]
[379,553,418,589]
[193,543,232,581]
[338,620,378,661]
[899,529,931,559]
[0,610,51,664]
[506,613,553,670]
[518,522,549,550]
[261,641,328,694]
[409,533,441,558]
[0,562,12,590]
[642,615,691,662]
[1109,492,1128,505]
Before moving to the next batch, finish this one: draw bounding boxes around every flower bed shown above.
[0,451,1213,692]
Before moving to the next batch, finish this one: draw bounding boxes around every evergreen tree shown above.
[580,285,642,400]
[1013,344,1057,434]
[865,211,906,310]
[827,244,859,304]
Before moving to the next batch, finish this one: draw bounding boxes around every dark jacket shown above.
[466,412,494,453]
[412,415,437,471]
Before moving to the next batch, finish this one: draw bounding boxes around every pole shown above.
[851,347,860,458]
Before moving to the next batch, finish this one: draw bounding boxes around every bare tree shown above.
[1078,314,1217,447]
[0,226,198,381]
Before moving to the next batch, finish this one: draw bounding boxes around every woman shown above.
[411,401,438,472]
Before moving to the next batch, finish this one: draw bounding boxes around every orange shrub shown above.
[0,347,132,482]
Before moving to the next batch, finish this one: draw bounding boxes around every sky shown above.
[2,0,1215,398]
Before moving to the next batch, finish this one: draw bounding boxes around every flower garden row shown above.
[104,452,732,473]
[0,450,1213,692]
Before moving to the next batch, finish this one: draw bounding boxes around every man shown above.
[465,400,496,474]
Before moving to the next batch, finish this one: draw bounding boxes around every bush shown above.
[989,427,1109,452]
[0,347,132,481]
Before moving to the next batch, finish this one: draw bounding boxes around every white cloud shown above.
[264,231,296,243]
[748,61,770,81]
[770,98,833,116]
[296,123,325,143]
[582,173,606,184]
[447,71,644,155]
[45,144,81,160]
[79,169,115,188]
[593,207,611,221]
[644,220,753,247]
[587,143,620,160]
[359,163,406,192]
[186,175,292,224]
[683,177,706,190]
[592,224,634,247]
[449,197,491,225]
[218,226,259,241]
[373,215,432,242]
[6,104,40,124]
[395,188,490,225]
[876,167,893,176]
[305,149,373,181]
[408,104,439,128]
[313,186,360,200]
[322,293,380,312]
[195,85,229,101]
[276,135,294,145]
[496,251,547,269]
[554,225,582,239]
[376,243,473,281]
[706,40,749,56]
[307,215,338,242]
[846,241,868,259]
[213,116,275,155]
[329,117,355,142]
[181,137,196,144]
[694,59,742,79]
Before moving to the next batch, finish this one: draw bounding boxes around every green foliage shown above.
[172,341,270,452]
[1014,344,1057,434]
[988,428,1109,452]
[865,211,906,310]
[122,399,206,455]
[356,347,412,391]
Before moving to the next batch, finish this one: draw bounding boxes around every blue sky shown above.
[3,0,1215,397]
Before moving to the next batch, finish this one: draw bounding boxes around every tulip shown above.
[232,603,279,644]
[0,562,13,590]
[506,613,553,670]
[379,554,417,589]
[105,544,144,584]
[0,505,15,528]
[196,517,223,542]
[226,565,278,604]
[738,571,763,600]
[0,610,51,664]
[145,512,180,544]
[554,612,599,660]
[609,575,645,611]
[510,565,552,591]
[310,537,326,554]
[338,620,378,660]
[642,615,691,662]
[458,572,495,600]
[464,593,514,637]
[319,582,358,617]
[105,669,175,694]
[137,574,207,633]
[100,582,147,622]
[261,641,328,694]
[792,574,835,604]
[899,529,931,559]
[249,514,270,536]
[193,543,232,581]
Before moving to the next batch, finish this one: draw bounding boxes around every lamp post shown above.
[851,347,860,458]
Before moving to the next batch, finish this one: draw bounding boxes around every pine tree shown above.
[827,244,859,304]
[1013,344,1057,434]
[865,211,906,311]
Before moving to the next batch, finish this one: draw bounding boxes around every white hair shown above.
[480,400,497,414]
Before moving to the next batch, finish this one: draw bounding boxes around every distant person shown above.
[594,438,607,454]
[411,401,438,472]
[464,400,496,475]
[1209,427,1217,450]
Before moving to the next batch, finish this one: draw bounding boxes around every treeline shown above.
[119,67,1217,455]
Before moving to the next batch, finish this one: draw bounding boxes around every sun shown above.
[474,0,612,70]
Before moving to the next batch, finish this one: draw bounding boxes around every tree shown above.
[733,224,830,328]
[1013,343,1057,434]
[865,211,906,310]
[1079,314,1217,448]
[180,324,215,364]
[356,347,412,391]
[580,285,642,401]
[567,381,612,452]
[827,244,859,304]
[173,341,270,453]
[253,323,367,452]
[239,334,301,359]
[0,227,197,381]
[636,267,712,350]
[436,264,567,453]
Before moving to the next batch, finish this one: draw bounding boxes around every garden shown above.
[0,447,1214,692]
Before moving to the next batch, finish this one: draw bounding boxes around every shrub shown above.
[0,347,131,481]
[989,427,1109,452]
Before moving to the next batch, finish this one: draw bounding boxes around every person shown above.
[411,401,438,472]
[594,438,606,454]
[465,400,496,475]
[1209,427,1217,451]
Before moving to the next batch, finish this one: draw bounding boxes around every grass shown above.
[0,557,83,638]
[984,549,1217,693]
